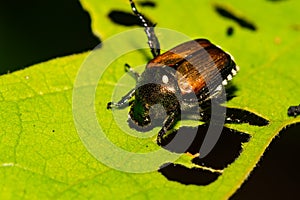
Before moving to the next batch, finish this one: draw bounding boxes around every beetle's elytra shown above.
[107,0,239,145]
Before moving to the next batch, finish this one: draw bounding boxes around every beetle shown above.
[107,0,239,145]
[288,104,300,117]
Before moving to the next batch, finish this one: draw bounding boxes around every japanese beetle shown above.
[107,0,239,145]
[288,104,300,117]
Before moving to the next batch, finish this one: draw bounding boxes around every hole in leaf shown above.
[227,26,234,36]
[108,10,152,27]
[225,108,269,126]
[162,125,250,169]
[158,125,250,185]
[108,11,142,26]
[159,163,220,185]
[191,127,250,169]
[138,1,156,7]
[214,5,257,31]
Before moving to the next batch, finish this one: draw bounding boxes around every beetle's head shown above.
[129,66,181,128]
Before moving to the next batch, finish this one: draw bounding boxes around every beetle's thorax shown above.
[135,83,179,108]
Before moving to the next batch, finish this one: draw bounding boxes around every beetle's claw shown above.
[107,102,114,109]
[124,63,131,72]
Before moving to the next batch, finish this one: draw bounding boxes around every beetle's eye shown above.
[162,75,169,84]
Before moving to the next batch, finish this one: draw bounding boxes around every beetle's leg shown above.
[107,88,136,109]
[157,111,177,145]
[125,63,140,81]
[129,0,160,57]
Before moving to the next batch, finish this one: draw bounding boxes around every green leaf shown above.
[1,0,300,199]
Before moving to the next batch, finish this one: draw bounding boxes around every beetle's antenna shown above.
[129,0,160,57]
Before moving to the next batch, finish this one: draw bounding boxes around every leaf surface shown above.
[1,0,300,199]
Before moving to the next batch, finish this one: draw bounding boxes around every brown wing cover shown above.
[146,39,233,95]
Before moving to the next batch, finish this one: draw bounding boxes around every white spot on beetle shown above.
[231,69,237,76]
[227,74,233,81]
[162,75,169,84]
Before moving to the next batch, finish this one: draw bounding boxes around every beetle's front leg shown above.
[125,63,140,81]
[157,111,178,145]
[107,62,140,109]
[107,88,136,109]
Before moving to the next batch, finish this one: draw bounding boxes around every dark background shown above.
[0,0,299,199]
[232,123,300,199]
[0,0,100,74]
